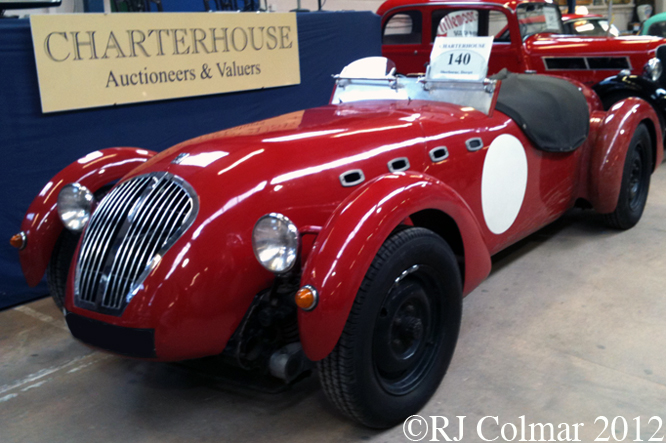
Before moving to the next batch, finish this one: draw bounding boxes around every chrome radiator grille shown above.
[74,172,198,316]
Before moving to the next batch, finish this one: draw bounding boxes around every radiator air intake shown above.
[74,172,198,316]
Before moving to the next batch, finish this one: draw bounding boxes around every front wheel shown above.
[318,227,463,428]
[604,123,652,230]
[46,229,80,310]
[46,185,110,310]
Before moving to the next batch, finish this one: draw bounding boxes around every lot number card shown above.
[429,36,494,81]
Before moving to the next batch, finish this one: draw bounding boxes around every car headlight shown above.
[57,183,93,232]
[644,57,662,82]
[252,213,299,273]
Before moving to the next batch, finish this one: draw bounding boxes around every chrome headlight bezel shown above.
[57,183,94,232]
[644,57,663,82]
[252,213,299,274]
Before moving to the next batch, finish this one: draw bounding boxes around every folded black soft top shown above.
[492,69,590,153]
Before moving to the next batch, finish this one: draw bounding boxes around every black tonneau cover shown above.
[492,70,589,153]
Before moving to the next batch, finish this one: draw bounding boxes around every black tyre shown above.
[604,123,652,230]
[46,229,80,310]
[318,227,463,428]
[46,185,109,310]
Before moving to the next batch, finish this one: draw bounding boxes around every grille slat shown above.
[117,187,188,302]
[80,177,152,301]
[75,173,198,316]
[82,177,151,299]
[78,177,151,301]
[164,197,192,241]
[102,179,176,308]
[77,183,127,300]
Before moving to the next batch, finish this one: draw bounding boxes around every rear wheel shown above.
[604,123,652,230]
[318,227,462,428]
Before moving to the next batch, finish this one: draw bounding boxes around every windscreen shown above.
[516,3,563,38]
[571,19,619,37]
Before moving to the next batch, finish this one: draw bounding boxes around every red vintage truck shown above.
[379,0,666,127]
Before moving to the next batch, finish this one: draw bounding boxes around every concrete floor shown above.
[2,170,666,443]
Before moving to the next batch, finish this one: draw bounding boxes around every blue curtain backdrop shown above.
[0,12,380,309]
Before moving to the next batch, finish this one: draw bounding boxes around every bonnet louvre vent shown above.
[340,169,365,187]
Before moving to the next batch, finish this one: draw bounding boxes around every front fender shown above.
[588,98,663,214]
[18,147,157,286]
[298,172,491,361]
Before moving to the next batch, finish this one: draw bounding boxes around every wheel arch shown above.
[587,99,663,214]
[642,116,659,171]
[297,172,491,361]
[17,147,157,286]
[409,209,465,285]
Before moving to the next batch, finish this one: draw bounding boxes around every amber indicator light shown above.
[10,233,25,250]
[295,286,317,311]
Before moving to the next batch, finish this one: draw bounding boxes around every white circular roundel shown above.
[481,134,528,235]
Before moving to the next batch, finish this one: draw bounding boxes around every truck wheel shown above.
[46,229,80,310]
[604,123,652,230]
[318,227,462,428]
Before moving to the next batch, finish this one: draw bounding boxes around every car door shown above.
[487,9,526,75]
[418,104,582,254]
[381,9,430,73]
[427,6,525,76]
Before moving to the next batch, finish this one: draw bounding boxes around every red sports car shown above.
[11,57,662,428]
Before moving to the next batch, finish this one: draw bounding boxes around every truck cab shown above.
[379,0,665,87]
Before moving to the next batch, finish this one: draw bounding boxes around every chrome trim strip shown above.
[542,56,632,71]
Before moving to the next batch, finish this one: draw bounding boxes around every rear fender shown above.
[588,98,662,214]
[18,147,157,286]
[297,172,491,361]
[593,74,666,132]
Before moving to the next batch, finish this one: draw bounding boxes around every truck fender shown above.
[297,172,491,361]
[588,98,663,214]
[18,147,157,286]
[593,74,666,132]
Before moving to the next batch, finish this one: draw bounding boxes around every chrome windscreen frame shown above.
[331,73,498,115]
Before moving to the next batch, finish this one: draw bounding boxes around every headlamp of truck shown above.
[252,213,299,273]
[644,57,662,82]
[57,183,94,232]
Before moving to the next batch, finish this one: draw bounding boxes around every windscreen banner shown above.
[30,13,300,113]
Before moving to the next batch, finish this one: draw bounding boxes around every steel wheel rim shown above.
[628,145,646,211]
[372,265,443,395]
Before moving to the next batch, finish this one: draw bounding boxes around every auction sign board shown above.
[30,13,300,113]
